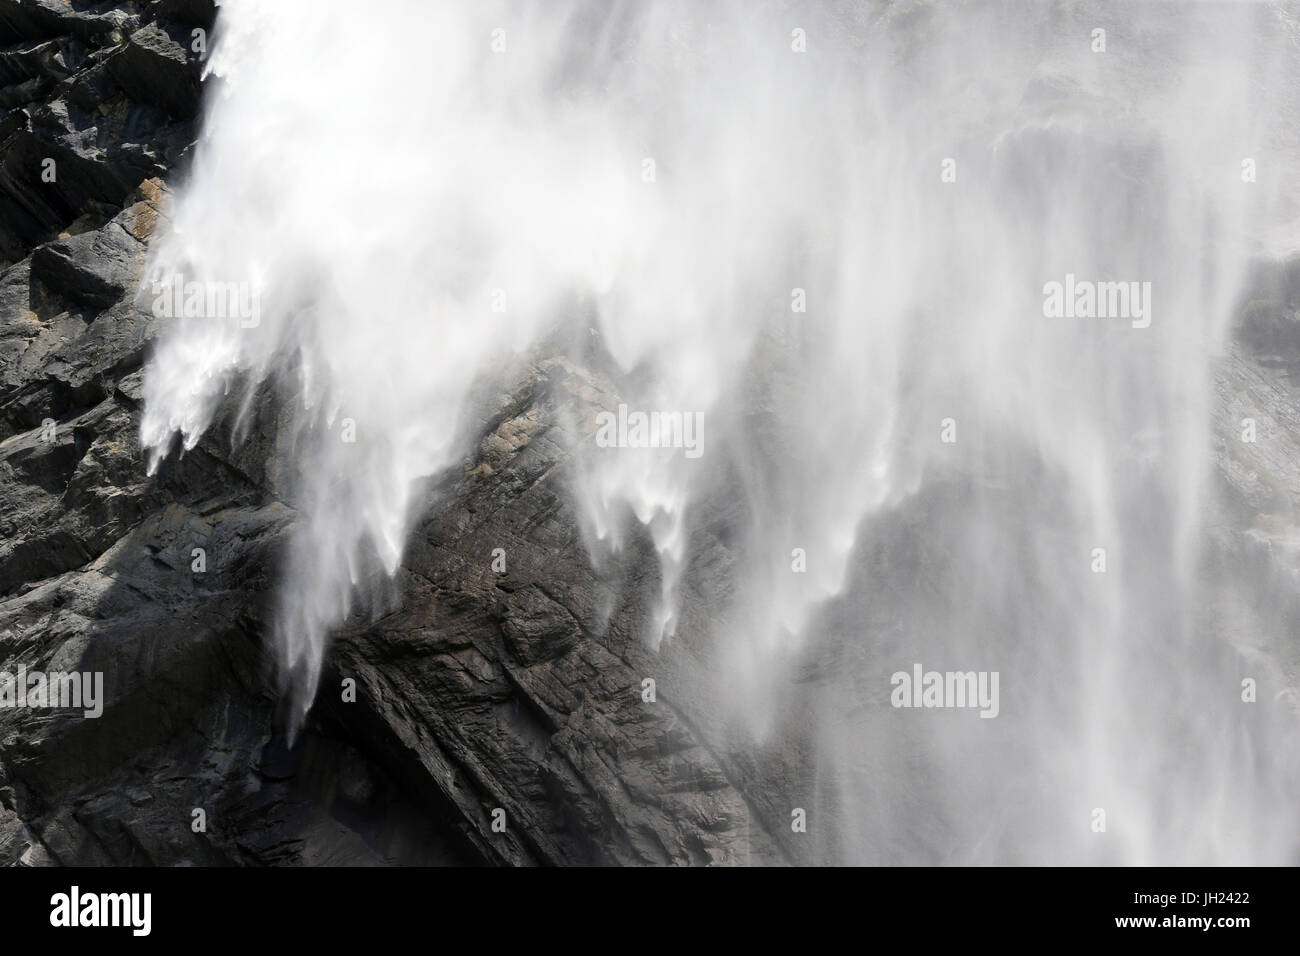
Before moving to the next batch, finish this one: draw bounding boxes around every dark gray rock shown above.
[106,23,201,119]
[0,0,197,266]
[31,217,141,307]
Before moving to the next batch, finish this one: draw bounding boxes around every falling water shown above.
[140,0,1300,863]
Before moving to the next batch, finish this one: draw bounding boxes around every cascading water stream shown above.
[140,0,1300,863]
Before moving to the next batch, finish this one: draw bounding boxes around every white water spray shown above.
[140,0,1300,862]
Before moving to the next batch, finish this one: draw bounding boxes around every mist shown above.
[138,0,1300,864]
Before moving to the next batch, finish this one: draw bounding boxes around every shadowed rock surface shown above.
[0,0,1297,866]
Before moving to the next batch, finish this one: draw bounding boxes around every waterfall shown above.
[139,0,1300,862]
